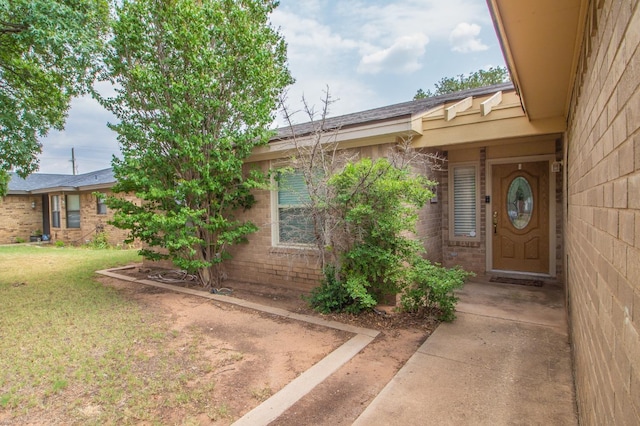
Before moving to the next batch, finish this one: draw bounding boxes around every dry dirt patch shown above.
[101,267,438,425]
[100,276,349,424]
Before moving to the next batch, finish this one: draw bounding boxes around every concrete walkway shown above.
[354,278,578,425]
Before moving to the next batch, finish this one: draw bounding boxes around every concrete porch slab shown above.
[353,280,578,425]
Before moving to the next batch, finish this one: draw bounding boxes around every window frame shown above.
[271,167,316,247]
[51,195,61,228]
[448,162,481,242]
[96,193,107,215]
[66,194,81,229]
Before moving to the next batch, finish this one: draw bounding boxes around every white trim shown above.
[485,154,556,276]
[480,91,503,116]
[269,163,316,249]
[444,96,473,121]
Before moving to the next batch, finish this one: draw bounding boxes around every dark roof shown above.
[7,84,515,193]
[274,82,514,139]
[7,168,115,193]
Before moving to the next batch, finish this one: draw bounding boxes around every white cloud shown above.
[270,9,359,63]
[357,34,429,75]
[336,0,490,44]
[449,22,489,53]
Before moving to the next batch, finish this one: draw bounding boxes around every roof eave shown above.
[486,0,588,121]
[251,116,421,162]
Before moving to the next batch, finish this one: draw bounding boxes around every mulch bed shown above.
[112,265,440,331]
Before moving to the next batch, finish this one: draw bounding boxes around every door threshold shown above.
[489,269,553,279]
[487,270,558,287]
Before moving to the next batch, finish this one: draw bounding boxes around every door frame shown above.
[486,154,556,276]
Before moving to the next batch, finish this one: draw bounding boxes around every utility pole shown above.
[71,148,77,175]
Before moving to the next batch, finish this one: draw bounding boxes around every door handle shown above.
[493,211,498,234]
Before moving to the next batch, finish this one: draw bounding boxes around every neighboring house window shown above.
[51,195,61,228]
[97,193,107,215]
[66,194,81,228]
[449,164,479,239]
[274,170,315,246]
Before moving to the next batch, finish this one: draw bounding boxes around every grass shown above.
[0,246,217,424]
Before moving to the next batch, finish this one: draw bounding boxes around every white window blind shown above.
[51,195,60,228]
[277,171,315,245]
[453,166,477,237]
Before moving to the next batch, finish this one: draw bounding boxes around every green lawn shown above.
[0,246,219,424]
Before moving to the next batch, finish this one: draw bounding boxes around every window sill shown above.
[270,245,318,256]
[447,239,482,248]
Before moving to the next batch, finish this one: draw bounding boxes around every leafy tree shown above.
[0,0,110,195]
[100,0,292,287]
[414,66,510,99]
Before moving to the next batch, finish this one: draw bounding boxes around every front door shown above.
[491,161,549,274]
[42,194,50,237]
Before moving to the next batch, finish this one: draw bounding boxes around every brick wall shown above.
[225,175,323,292]
[415,150,444,263]
[565,0,640,424]
[0,195,43,243]
[224,144,446,291]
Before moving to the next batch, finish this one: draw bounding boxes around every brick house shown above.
[224,82,564,290]
[1,168,133,246]
[228,0,638,423]
[1,0,636,422]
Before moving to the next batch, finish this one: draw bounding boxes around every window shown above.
[66,194,81,228]
[51,195,61,228]
[450,164,479,239]
[97,193,107,215]
[274,170,315,245]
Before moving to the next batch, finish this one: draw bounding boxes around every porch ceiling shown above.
[487,0,588,121]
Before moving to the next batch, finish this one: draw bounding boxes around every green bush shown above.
[86,232,110,249]
[14,237,26,244]
[307,267,378,314]
[54,240,65,248]
[400,259,473,322]
[302,156,472,319]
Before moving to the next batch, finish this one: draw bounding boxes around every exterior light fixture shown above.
[31,201,36,209]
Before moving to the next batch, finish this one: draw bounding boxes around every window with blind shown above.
[66,194,81,228]
[97,193,107,215]
[450,164,478,239]
[51,195,61,228]
[275,170,315,245]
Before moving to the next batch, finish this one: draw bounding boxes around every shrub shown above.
[86,232,110,249]
[307,267,378,314]
[400,259,473,322]
[54,240,65,248]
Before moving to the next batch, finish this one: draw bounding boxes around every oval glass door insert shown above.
[507,176,533,229]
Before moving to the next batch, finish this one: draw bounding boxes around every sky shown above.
[36,0,506,174]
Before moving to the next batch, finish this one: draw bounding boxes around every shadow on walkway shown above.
[354,276,578,425]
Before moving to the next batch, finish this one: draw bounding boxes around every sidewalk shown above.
[353,278,578,425]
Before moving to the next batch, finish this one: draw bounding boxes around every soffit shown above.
[413,89,564,148]
[488,0,588,120]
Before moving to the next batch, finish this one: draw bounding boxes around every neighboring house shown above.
[0,168,133,246]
